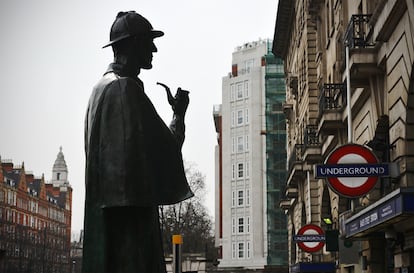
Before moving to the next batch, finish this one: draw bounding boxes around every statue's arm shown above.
[157,82,189,149]
[170,113,186,149]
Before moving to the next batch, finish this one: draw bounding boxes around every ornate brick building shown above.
[273,0,414,273]
[0,147,72,273]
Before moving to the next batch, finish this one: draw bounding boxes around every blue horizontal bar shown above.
[315,163,389,178]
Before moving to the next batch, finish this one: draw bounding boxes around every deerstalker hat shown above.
[102,11,164,48]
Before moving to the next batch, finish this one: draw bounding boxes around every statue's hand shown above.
[173,88,189,116]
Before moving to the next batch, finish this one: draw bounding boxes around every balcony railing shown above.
[286,187,299,198]
[304,125,320,148]
[344,14,374,48]
[303,125,322,163]
[280,199,292,210]
[319,83,346,118]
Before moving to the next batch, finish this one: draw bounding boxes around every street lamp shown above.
[322,217,333,225]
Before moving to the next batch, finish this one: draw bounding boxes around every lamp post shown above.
[345,43,352,143]
[172,235,183,273]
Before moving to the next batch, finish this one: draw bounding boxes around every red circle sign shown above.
[297,224,325,252]
[326,144,379,197]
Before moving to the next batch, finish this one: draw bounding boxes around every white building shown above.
[214,40,288,270]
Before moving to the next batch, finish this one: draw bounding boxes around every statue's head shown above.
[104,11,164,69]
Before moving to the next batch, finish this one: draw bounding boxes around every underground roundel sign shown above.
[294,224,325,252]
[315,144,387,198]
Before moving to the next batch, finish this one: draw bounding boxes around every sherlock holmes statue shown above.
[83,11,193,273]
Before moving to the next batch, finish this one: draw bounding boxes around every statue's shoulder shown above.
[100,72,144,92]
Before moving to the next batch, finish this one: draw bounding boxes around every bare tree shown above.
[159,162,216,259]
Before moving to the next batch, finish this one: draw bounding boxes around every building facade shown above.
[0,147,72,273]
[214,39,288,271]
[273,0,414,273]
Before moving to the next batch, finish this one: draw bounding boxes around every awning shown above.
[291,262,336,273]
[345,187,414,238]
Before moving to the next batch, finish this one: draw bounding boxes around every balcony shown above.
[345,14,375,49]
[303,125,322,163]
[318,83,346,134]
[344,14,381,83]
[280,199,293,210]
[286,144,304,187]
[286,187,299,199]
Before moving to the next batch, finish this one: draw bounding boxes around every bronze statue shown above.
[82,11,193,273]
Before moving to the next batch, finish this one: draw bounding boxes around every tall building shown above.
[214,39,288,271]
[273,1,414,273]
[0,147,72,273]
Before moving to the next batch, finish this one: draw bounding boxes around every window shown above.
[238,242,245,258]
[237,163,244,178]
[232,137,236,153]
[238,218,244,233]
[57,172,60,180]
[238,190,244,206]
[237,136,244,152]
[7,190,16,206]
[237,83,243,99]
[232,164,236,180]
[246,161,250,178]
[232,243,237,259]
[7,179,15,187]
[6,209,11,222]
[325,0,335,40]
[245,135,249,151]
[231,111,235,127]
[232,218,236,234]
[232,191,236,207]
[245,59,254,73]
[237,110,243,125]
[230,84,235,101]
[245,109,249,124]
[330,0,335,36]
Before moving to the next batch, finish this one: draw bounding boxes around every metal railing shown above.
[318,83,346,118]
[344,14,374,48]
[304,125,320,148]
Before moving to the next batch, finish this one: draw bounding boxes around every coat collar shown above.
[104,63,142,80]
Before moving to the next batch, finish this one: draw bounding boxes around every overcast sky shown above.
[0,0,278,236]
